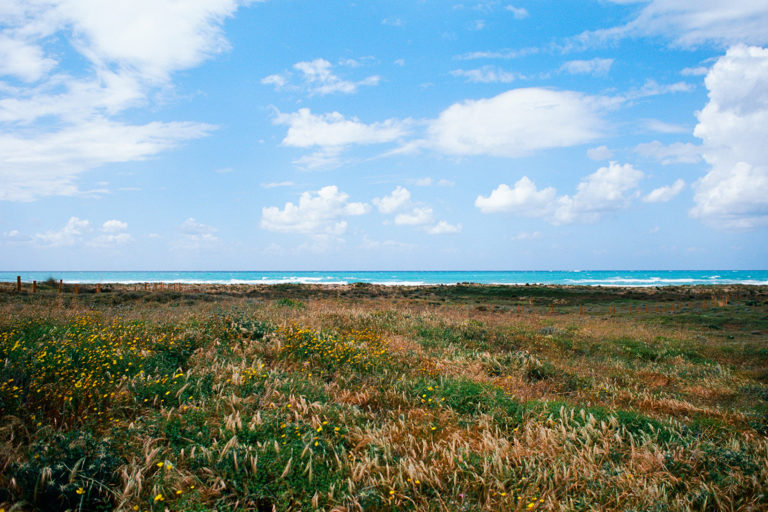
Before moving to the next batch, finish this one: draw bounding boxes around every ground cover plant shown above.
[0,283,767,511]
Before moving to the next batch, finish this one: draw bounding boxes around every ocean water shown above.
[2,270,767,287]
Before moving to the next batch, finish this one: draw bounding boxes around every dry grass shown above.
[0,284,767,511]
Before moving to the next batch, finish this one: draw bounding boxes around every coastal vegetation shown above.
[1,283,767,511]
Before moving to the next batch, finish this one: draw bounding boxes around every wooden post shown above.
[144,282,148,291]
[58,280,62,293]
[16,275,21,292]
[96,283,101,293]
[32,280,37,294]
[74,283,79,294]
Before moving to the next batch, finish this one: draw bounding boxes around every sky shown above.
[2,0,768,271]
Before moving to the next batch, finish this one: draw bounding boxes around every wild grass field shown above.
[1,283,767,511]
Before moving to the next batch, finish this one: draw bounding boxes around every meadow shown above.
[0,282,767,511]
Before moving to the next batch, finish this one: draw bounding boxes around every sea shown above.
[2,270,767,287]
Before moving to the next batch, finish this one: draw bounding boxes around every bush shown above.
[5,431,123,512]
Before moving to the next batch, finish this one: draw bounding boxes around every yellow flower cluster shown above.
[278,326,389,372]
[0,315,188,425]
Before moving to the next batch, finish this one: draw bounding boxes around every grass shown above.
[0,283,766,511]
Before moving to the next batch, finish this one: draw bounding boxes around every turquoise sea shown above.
[2,270,767,287]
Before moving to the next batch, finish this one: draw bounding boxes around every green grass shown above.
[1,284,767,511]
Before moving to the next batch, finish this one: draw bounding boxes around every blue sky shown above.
[2,0,768,270]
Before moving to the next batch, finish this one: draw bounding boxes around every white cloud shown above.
[261,185,370,235]
[102,219,128,232]
[561,58,614,76]
[0,35,56,82]
[635,141,701,164]
[426,88,606,157]
[262,58,380,96]
[450,66,520,83]
[505,6,529,19]
[587,145,613,161]
[0,118,214,201]
[175,217,220,249]
[643,119,690,134]
[427,221,462,235]
[605,1,768,47]
[456,47,540,60]
[681,66,709,76]
[52,0,243,82]
[0,0,241,201]
[622,80,694,101]
[275,108,408,150]
[373,186,411,214]
[19,216,135,247]
[476,162,644,224]
[475,177,556,215]
[471,19,486,31]
[260,181,295,189]
[644,179,685,202]
[511,231,542,240]
[1,229,32,243]
[394,207,434,226]
[34,216,91,246]
[89,232,134,248]
[382,17,403,27]
[690,45,768,229]
[555,162,644,224]
[181,218,218,236]
[261,74,287,89]
[414,177,433,186]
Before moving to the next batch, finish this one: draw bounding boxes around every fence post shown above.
[96,283,101,293]
[32,280,37,294]
[74,283,79,294]
[58,280,62,293]
[16,275,21,292]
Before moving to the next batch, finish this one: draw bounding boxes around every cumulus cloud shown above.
[475,177,556,215]
[262,58,380,96]
[102,219,128,232]
[426,88,606,157]
[476,162,644,224]
[561,58,614,76]
[0,0,241,201]
[33,217,91,246]
[427,221,462,235]
[90,219,133,247]
[394,207,434,226]
[635,141,701,164]
[587,145,613,161]
[644,179,685,202]
[690,45,768,229]
[261,185,370,235]
[373,186,411,214]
